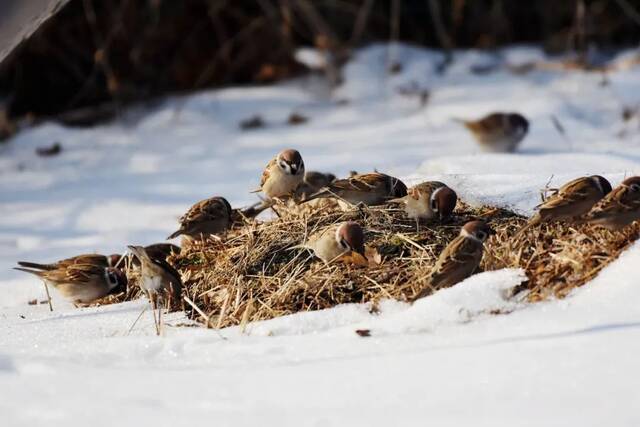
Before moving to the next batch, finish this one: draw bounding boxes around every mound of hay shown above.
[485,219,640,301]
[154,200,638,329]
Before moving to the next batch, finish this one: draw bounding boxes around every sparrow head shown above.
[277,149,304,176]
[431,186,458,220]
[590,175,612,196]
[622,176,640,193]
[335,221,366,258]
[461,220,494,243]
[104,267,127,291]
[508,113,529,135]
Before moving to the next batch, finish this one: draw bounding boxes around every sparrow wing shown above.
[17,254,108,272]
[537,177,599,211]
[144,243,181,261]
[151,257,183,290]
[43,263,105,286]
[58,254,109,269]
[331,173,384,193]
[259,157,277,189]
[429,236,482,289]
[184,198,229,225]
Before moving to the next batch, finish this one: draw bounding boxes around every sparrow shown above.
[293,221,367,265]
[295,171,337,200]
[457,112,529,153]
[254,148,305,200]
[127,245,182,304]
[302,172,408,206]
[15,255,127,304]
[389,181,458,222]
[412,220,494,301]
[168,196,233,240]
[582,176,640,230]
[517,175,612,236]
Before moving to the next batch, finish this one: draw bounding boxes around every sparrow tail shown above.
[240,200,274,218]
[16,261,53,271]
[167,229,184,240]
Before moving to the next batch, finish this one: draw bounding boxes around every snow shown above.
[2,43,640,425]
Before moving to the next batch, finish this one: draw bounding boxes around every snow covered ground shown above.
[2,44,640,425]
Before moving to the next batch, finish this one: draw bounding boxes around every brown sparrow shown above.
[168,196,232,240]
[295,171,337,200]
[15,255,127,304]
[389,181,457,222]
[127,245,182,303]
[457,112,529,153]
[293,221,367,264]
[302,172,407,206]
[582,176,640,230]
[254,149,305,200]
[517,175,611,235]
[412,221,494,301]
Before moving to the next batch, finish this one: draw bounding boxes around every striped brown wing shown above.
[330,173,383,193]
[181,197,230,226]
[43,263,105,285]
[539,177,599,211]
[57,254,110,269]
[429,236,483,289]
[259,157,277,188]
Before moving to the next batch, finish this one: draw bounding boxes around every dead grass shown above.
[152,200,636,328]
[100,200,640,327]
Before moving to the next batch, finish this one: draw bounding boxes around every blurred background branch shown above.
[0,0,639,128]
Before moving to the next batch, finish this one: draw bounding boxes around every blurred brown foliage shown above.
[1,0,639,122]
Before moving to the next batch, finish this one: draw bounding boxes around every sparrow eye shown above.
[476,231,487,241]
[630,183,640,192]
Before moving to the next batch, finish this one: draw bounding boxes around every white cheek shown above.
[280,163,291,174]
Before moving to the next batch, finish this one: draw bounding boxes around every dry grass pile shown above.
[154,201,640,328]
[485,219,640,301]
